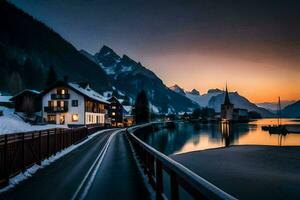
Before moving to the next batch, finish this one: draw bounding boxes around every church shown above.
[221,85,234,121]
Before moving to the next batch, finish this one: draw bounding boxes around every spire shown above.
[224,83,231,105]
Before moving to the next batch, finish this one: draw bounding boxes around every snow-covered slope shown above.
[169,85,222,107]
[0,106,66,134]
[169,84,186,96]
[80,46,198,113]
[169,85,273,117]
[186,89,223,107]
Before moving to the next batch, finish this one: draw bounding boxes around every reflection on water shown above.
[138,119,300,155]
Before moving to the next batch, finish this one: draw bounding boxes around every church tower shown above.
[221,84,234,121]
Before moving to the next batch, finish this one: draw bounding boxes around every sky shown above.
[10,0,300,103]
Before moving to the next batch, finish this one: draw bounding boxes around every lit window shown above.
[72,114,79,122]
[112,112,116,116]
[62,89,65,95]
[112,106,116,109]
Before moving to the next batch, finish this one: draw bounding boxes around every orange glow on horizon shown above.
[141,53,300,103]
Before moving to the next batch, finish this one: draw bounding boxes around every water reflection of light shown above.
[141,118,300,155]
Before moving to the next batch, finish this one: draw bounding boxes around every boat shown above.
[261,97,288,135]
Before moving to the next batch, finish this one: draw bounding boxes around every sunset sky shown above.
[11,0,300,103]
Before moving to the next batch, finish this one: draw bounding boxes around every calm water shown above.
[138,119,300,155]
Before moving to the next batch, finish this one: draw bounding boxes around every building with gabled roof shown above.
[40,81,110,127]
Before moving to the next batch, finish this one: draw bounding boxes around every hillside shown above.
[169,84,273,117]
[208,92,274,118]
[282,100,300,118]
[81,46,198,113]
[0,1,111,94]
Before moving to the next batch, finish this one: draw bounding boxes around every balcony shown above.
[51,93,70,100]
[44,105,68,113]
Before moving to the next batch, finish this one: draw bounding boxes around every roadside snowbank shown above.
[0,106,66,135]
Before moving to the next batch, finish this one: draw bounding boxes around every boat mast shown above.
[277,96,281,126]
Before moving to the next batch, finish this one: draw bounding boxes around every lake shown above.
[138,119,300,155]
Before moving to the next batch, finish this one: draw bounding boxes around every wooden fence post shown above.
[156,160,163,200]
[54,129,57,154]
[170,171,179,200]
[38,131,42,165]
[47,130,50,158]
[4,134,9,184]
[22,133,25,172]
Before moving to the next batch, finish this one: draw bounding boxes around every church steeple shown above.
[224,83,231,105]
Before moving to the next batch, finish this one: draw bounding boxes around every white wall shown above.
[42,88,85,125]
[85,112,105,124]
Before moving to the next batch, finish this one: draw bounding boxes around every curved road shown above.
[0,129,149,200]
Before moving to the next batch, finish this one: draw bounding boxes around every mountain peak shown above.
[188,89,200,96]
[98,45,119,57]
[169,84,186,95]
[207,88,223,94]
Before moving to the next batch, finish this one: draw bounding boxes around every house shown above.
[107,96,123,127]
[10,90,41,113]
[221,85,234,121]
[233,108,249,121]
[40,81,110,127]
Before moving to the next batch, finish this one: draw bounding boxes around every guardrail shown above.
[0,125,105,187]
[127,123,237,200]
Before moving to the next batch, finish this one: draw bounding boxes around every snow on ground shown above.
[0,106,66,135]
[0,129,114,193]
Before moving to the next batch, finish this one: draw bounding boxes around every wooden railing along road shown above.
[127,123,237,200]
[0,125,105,187]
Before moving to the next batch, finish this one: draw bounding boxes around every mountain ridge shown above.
[0,1,112,94]
[81,46,198,113]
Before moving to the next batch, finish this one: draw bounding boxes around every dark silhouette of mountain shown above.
[0,1,111,94]
[282,100,300,118]
[81,46,198,113]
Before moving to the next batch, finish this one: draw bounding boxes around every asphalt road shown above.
[0,129,149,200]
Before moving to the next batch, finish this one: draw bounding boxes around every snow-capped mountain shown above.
[186,89,200,96]
[169,84,186,96]
[208,92,273,117]
[169,85,222,107]
[169,85,273,117]
[81,46,198,113]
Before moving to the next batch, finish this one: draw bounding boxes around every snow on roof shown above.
[0,96,13,103]
[68,82,110,104]
[123,105,132,113]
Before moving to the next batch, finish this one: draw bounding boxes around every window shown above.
[72,100,78,107]
[47,115,56,123]
[72,114,79,122]
[112,106,116,109]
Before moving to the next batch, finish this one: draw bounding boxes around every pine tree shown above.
[9,71,23,95]
[134,90,150,124]
[45,66,58,87]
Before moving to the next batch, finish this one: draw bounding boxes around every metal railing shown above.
[127,123,237,200]
[0,125,104,187]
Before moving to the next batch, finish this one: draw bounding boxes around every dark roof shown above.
[10,89,40,101]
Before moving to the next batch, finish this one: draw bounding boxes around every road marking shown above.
[71,129,123,200]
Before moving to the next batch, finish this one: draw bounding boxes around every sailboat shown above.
[262,97,288,135]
